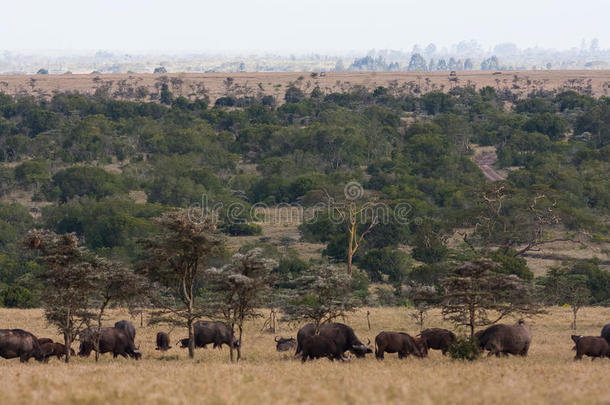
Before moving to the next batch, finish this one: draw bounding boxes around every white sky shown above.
[1,0,607,53]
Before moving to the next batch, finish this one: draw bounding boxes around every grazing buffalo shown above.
[178,321,239,350]
[572,335,610,360]
[601,324,610,345]
[375,331,427,360]
[114,320,136,343]
[0,329,44,362]
[300,335,341,362]
[418,328,456,355]
[37,338,54,345]
[79,327,141,360]
[275,336,297,352]
[156,332,172,351]
[475,320,532,357]
[296,323,372,358]
[41,342,75,361]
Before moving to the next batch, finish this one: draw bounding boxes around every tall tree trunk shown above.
[237,324,243,362]
[572,307,578,330]
[64,331,71,364]
[64,311,71,363]
[187,318,194,359]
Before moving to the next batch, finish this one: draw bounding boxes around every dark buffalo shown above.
[601,324,610,345]
[177,338,190,349]
[156,332,172,351]
[418,328,456,355]
[37,338,54,345]
[178,321,239,350]
[79,327,141,360]
[296,323,372,358]
[114,320,136,343]
[300,335,341,362]
[572,335,610,360]
[375,331,426,360]
[41,342,75,361]
[475,320,532,357]
[275,336,296,352]
[0,329,44,362]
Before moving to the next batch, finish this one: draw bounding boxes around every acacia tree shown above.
[23,231,97,363]
[324,185,378,276]
[87,257,150,361]
[441,259,540,338]
[537,267,591,330]
[281,264,359,333]
[406,284,439,331]
[206,248,276,361]
[138,210,224,359]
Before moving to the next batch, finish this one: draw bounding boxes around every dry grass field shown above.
[2,306,610,404]
[0,70,608,104]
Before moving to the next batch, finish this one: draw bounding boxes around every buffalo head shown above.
[412,336,428,358]
[350,339,373,358]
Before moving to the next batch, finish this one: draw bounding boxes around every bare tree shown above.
[324,185,378,276]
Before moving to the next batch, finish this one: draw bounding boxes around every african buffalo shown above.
[156,332,172,351]
[79,327,141,360]
[37,338,54,345]
[41,342,75,361]
[114,320,136,343]
[601,324,610,345]
[374,331,426,360]
[475,320,532,357]
[296,323,372,358]
[0,329,44,362]
[275,336,296,352]
[572,335,610,360]
[178,321,239,350]
[300,335,341,362]
[418,328,456,355]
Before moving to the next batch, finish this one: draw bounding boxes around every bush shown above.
[374,287,397,306]
[447,336,480,361]
[1,285,36,308]
[223,222,262,236]
[359,248,411,283]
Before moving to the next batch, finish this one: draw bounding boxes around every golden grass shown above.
[0,70,608,105]
[2,306,610,404]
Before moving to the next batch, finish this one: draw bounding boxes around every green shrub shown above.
[447,336,480,361]
[1,286,36,308]
[223,223,262,236]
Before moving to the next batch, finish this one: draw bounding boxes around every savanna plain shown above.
[2,306,610,405]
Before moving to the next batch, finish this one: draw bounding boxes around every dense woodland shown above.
[0,81,608,311]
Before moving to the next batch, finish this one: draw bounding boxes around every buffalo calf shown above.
[572,335,610,360]
[375,331,426,360]
[275,336,296,352]
[418,328,456,355]
[156,332,172,351]
[41,342,75,361]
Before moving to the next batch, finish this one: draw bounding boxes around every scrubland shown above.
[2,306,610,404]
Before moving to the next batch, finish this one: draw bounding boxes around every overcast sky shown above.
[1,0,607,53]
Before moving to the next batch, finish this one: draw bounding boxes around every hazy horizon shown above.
[2,0,608,53]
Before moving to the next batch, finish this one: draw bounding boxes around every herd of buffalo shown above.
[3,319,610,363]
